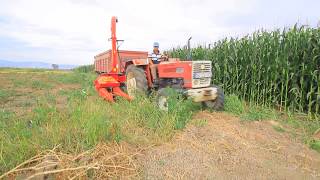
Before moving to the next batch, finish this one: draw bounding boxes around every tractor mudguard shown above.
[131,58,150,66]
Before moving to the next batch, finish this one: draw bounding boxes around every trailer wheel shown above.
[202,86,224,111]
[125,65,148,98]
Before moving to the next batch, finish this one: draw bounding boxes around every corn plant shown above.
[168,24,320,117]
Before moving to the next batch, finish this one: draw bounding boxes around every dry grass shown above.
[1,142,146,179]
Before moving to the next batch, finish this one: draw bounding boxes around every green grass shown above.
[310,140,320,152]
[0,110,14,128]
[49,73,83,84]
[12,78,30,87]
[224,94,277,121]
[224,94,245,115]
[0,67,49,73]
[241,105,278,121]
[273,125,286,133]
[0,95,198,172]
[284,114,320,152]
[0,70,199,173]
[0,89,15,102]
[73,64,94,73]
[31,80,53,90]
[191,119,208,127]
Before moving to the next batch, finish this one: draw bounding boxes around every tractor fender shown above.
[131,58,149,66]
[123,58,149,72]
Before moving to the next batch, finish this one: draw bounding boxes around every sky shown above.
[0,0,319,65]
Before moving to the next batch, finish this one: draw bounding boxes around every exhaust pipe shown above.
[187,37,192,60]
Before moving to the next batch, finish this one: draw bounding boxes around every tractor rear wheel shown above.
[202,86,224,111]
[125,65,148,98]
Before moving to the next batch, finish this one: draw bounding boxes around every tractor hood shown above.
[157,60,212,88]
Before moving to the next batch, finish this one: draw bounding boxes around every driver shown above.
[151,42,162,64]
[150,42,164,83]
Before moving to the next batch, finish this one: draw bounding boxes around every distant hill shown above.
[0,59,77,69]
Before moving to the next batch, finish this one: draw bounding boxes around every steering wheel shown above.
[158,56,168,61]
[148,55,168,61]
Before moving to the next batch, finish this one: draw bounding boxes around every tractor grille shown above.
[192,61,212,88]
[193,62,211,72]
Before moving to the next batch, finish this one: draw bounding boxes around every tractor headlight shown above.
[193,79,200,86]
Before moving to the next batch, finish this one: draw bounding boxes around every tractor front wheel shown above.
[202,86,224,111]
[125,65,148,98]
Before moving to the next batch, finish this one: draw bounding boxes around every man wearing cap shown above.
[150,42,166,84]
[151,42,161,64]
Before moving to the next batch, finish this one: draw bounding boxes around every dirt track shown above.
[141,111,320,179]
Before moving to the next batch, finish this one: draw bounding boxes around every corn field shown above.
[168,25,320,116]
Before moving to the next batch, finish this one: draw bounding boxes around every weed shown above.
[66,89,88,102]
[0,109,14,128]
[285,114,302,129]
[73,64,94,73]
[310,140,320,152]
[241,105,278,121]
[45,92,56,104]
[157,160,166,166]
[21,100,34,107]
[51,73,85,84]
[224,94,245,115]
[31,80,52,90]
[0,89,15,102]
[156,88,200,129]
[212,94,319,154]
[191,119,208,127]
[273,125,285,133]
[32,98,56,126]
[58,89,73,97]
[12,78,30,87]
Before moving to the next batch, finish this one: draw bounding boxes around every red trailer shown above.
[94,50,148,73]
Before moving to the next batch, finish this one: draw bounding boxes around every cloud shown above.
[0,0,318,64]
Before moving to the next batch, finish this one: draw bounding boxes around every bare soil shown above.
[140,111,320,179]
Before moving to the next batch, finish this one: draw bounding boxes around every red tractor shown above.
[94,16,224,110]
